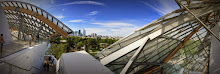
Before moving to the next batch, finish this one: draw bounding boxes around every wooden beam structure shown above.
[202,59,209,74]
[143,66,160,74]
[3,6,69,38]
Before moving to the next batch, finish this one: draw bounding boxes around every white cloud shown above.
[68,19,84,23]
[84,26,139,37]
[54,15,64,19]
[110,27,139,37]
[58,1,104,6]
[142,0,179,15]
[85,22,139,37]
[92,22,135,27]
[85,28,107,34]
[89,11,98,15]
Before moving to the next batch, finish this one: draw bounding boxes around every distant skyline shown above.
[0,0,179,37]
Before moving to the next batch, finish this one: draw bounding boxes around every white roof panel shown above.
[60,51,114,74]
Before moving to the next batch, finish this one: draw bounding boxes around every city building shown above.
[78,30,81,36]
[72,29,87,37]
[74,31,78,36]
[83,29,86,36]
[91,33,97,37]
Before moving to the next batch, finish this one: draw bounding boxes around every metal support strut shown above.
[176,0,220,42]
[120,37,150,74]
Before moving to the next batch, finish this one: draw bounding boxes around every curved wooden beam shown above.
[3,6,68,38]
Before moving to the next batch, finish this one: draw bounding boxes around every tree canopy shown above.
[50,36,118,59]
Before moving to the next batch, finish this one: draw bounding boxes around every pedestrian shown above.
[47,62,49,71]
[28,34,32,47]
[48,56,51,62]
[0,34,4,52]
[51,59,54,67]
[37,35,39,44]
[48,56,51,65]
[43,63,46,71]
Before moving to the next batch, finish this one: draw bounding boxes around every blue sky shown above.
[3,0,179,37]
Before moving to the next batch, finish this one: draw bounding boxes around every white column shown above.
[210,22,220,73]
[0,5,12,43]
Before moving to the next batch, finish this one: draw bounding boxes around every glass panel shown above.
[17,3,22,8]
[32,6,37,12]
[3,2,9,6]
[21,3,27,9]
[37,9,41,15]
[26,4,32,11]
[53,19,57,25]
[48,15,52,21]
[8,2,13,6]
[42,11,47,18]
[1,3,5,6]
[12,2,17,7]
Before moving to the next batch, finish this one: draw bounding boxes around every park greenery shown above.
[50,36,118,59]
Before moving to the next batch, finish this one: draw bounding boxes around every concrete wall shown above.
[0,5,12,43]
[210,22,220,74]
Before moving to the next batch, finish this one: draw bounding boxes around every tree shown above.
[66,37,74,47]
[52,43,67,59]
[50,37,60,44]
[50,36,119,58]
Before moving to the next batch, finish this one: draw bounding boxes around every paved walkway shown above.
[0,42,48,74]
[0,40,39,58]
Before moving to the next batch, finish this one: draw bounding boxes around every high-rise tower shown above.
[83,29,86,36]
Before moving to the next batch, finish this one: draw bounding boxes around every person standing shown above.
[48,56,51,65]
[37,35,39,44]
[48,56,51,61]
[47,63,49,71]
[51,59,54,67]
[28,34,32,47]
[44,63,46,71]
[0,34,4,52]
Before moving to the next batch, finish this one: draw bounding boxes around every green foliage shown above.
[92,49,100,52]
[90,53,97,56]
[50,36,118,58]
[51,43,67,59]
[50,37,60,44]
[78,41,84,47]
[182,40,201,55]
